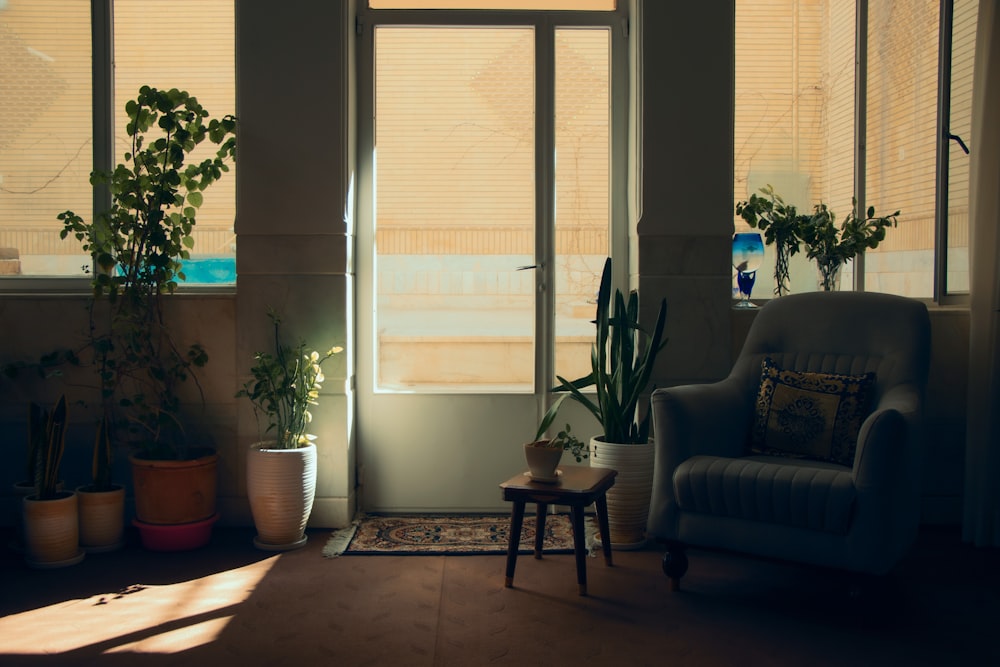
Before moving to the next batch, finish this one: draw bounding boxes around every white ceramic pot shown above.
[76,484,126,553]
[247,442,317,550]
[22,490,84,568]
[589,436,654,549]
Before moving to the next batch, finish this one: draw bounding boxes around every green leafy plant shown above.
[236,310,344,450]
[736,184,804,297]
[798,200,899,291]
[57,86,236,459]
[535,257,667,445]
[529,423,588,462]
[28,396,69,500]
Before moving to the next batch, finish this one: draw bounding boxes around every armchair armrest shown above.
[853,384,922,491]
[651,377,753,463]
[647,377,752,541]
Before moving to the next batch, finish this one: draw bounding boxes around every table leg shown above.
[505,501,526,588]
[570,504,588,596]
[595,493,613,566]
[534,503,548,559]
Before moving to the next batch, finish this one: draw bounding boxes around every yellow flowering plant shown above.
[237,310,343,449]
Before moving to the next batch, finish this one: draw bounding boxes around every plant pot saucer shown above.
[525,469,563,483]
[25,550,85,569]
[253,534,309,552]
[133,513,219,551]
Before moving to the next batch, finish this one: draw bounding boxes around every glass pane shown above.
[946,0,978,295]
[864,1,939,297]
[0,0,91,277]
[734,0,855,296]
[554,28,609,382]
[115,0,237,286]
[374,26,535,391]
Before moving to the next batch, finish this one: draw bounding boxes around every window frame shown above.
[0,0,236,294]
[855,0,970,305]
[734,0,973,306]
[355,4,630,393]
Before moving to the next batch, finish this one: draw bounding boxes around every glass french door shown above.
[356,15,620,512]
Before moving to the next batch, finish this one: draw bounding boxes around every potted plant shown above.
[535,257,667,547]
[22,396,85,568]
[523,423,587,483]
[736,184,805,297]
[75,413,126,552]
[797,200,899,291]
[59,86,236,550]
[236,310,343,551]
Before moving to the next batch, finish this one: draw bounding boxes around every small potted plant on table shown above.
[524,423,587,483]
[237,310,343,551]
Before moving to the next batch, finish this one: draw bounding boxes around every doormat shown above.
[323,514,593,557]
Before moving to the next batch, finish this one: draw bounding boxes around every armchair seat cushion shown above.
[673,455,856,535]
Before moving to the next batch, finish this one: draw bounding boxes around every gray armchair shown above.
[647,291,931,590]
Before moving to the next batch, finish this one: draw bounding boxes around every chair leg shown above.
[661,540,689,591]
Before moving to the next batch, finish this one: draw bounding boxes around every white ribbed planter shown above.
[22,491,84,568]
[247,442,317,551]
[77,485,126,553]
[589,437,655,549]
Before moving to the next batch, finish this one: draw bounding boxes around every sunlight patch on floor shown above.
[0,557,277,655]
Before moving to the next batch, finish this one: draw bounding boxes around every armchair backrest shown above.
[731,292,932,405]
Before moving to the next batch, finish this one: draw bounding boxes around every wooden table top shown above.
[499,466,617,499]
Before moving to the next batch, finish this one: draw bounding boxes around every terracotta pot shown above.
[247,442,317,550]
[523,440,563,482]
[22,490,84,568]
[76,484,126,552]
[130,451,219,525]
[589,437,654,549]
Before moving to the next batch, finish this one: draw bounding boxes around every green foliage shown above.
[535,258,667,445]
[29,396,68,500]
[798,200,899,291]
[735,185,803,297]
[236,310,343,450]
[736,185,899,293]
[548,424,588,463]
[54,86,236,459]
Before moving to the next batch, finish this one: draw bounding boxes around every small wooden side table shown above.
[499,466,617,596]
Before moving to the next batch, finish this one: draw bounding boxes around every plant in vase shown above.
[524,423,587,483]
[535,257,667,547]
[736,185,805,297]
[236,309,343,550]
[58,85,236,548]
[797,200,899,291]
[22,395,85,568]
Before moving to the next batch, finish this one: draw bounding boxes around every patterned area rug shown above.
[324,514,589,557]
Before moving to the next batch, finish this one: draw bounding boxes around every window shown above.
[0,0,236,284]
[360,5,625,391]
[734,0,976,301]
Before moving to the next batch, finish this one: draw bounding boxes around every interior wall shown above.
[0,0,966,527]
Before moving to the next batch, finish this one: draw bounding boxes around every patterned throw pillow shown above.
[750,357,876,466]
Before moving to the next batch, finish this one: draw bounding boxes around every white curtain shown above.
[964,0,1000,548]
